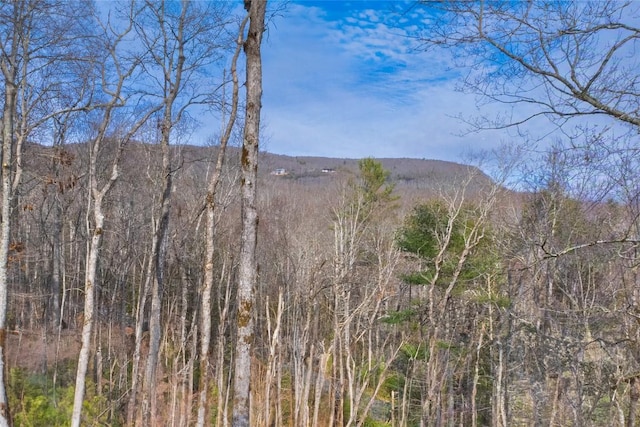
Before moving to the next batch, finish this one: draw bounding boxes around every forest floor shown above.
[7,321,135,375]
[7,329,81,373]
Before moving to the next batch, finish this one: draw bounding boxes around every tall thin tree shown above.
[70,4,162,424]
[197,14,247,427]
[1,2,94,424]
[232,1,266,425]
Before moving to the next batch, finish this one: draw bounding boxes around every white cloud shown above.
[259,1,551,161]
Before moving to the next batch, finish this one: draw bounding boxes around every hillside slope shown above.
[259,151,493,192]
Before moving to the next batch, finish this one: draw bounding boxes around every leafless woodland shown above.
[2,1,640,426]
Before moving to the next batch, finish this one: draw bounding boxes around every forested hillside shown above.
[9,141,502,425]
[8,139,640,426]
[2,1,640,426]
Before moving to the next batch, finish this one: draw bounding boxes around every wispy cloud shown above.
[261,1,511,161]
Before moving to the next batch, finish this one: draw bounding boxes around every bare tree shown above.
[0,1,94,424]
[110,2,236,423]
[232,1,266,425]
[393,171,504,425]
[0,24,17,427]
[414,9,640,422]
[493,145,640,425]
[415,0,640,247]
[417,1,640,131]
[197,14,246,427]
[415,2,640,263]
[70,4,163,424]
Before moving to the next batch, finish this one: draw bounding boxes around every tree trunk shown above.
[629,377,640,427]
[70,18,160,418]
[141,127,173,425]
[263,291,284,426]
[71,188,106,427]
[50,145,63,331]
[0,72,17,427]
[196,17,245,426]
[127,252,152,425]
[232,1,266,425]
[215,262,233,427]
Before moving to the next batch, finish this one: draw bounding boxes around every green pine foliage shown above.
[9,367,113,426]
[385,197,507,424]
[357,157,396,206]
[396,201,461,260]
[396,201,489,289]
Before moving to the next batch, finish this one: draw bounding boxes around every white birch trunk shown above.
[71,151,114,427]
[215,264,233,427]
[196,16,246,427]
[263,291,284,425]
[70,20,161,419]
[0,76,17,427]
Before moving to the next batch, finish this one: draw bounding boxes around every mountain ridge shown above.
[259,150,494,193]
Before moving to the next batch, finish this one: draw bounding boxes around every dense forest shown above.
[2,1,640,426]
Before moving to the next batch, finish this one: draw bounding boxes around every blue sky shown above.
[258,0,511,162]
